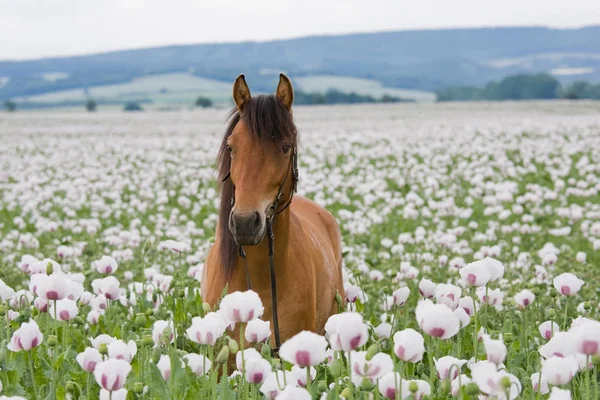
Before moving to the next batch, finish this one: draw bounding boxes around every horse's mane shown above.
[217,94,298,278]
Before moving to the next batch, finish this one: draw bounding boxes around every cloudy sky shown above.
[1,0,599,60]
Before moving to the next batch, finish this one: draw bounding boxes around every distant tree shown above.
[437,73,561,102]
[561,81,600,100]
[195,96,213,108]
[86,99,97,112]
[123,102,143,112]
[4,100,16,112]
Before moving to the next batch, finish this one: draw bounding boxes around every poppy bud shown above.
[48,335,58,347]
[145,308,154,316]
[134,382,144,394]
[202,302,211,313]
[465,382,480,395]
[228,338,239,354]
[261,343,271,359]
[329,359,343,378]
[547,309,556,319]
[135,313,147,327]
[365,343,380,361]
[500,376,511,389]
[151,348,161,364]
[0,306,5,316]
[142,335,154,347]
[177,289,185,299]
[584,302,592,311]
[416,362,425,374]
[216,345,230,364]
[550,290,558,298]
[504,333,515,343]
[152,292,158,303]
[73,316,84,325]
[65,382,75,393]
[340,388,351,398]
[335,292,343,306]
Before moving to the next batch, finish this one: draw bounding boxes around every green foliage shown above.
[4,100,16,112]
[295,89,413,105]
[561,81,600,99]
[436,73,561,101]
[123,102,143,112]
[194,96,213,108]
[85,99,97,112]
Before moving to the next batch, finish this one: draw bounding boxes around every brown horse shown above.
[201,73,344,346]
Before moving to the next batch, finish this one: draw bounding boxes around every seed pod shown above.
[46,262,54,275]
[134,382,144,394]
[135,313,147,327]
[361,378,375,391]
[142,335,154,347]
[202,302,211,313]
[317,380,327,392]
[340,388,351,399]
[409,381,419,393]
[48,335,58,347]
[0,306,6,317]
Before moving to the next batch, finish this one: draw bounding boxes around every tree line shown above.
[436,74,600,102]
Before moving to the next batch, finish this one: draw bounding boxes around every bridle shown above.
[222,146,298,351]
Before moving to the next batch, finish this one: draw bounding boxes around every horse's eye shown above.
[282,144,292,154]
[226,144,233,152]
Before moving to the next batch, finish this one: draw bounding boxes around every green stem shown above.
[471,289,479,360]
[347,351,354,400]
[563,297,569,330]
[27,351,40,400]
[240,323,246,400]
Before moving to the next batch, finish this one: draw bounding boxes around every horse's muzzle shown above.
[229,210,266,245]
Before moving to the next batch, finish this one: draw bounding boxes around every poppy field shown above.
[1,102,600,399]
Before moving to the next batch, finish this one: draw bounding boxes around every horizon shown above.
[2,0,600,61]
[1,24,598,63]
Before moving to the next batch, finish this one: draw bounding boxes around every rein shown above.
[223,147,298,352]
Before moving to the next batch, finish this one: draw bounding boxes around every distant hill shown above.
[1,26,599,106]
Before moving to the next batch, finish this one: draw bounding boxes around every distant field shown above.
[15,73,233,108]
[15,73,435,109]
[294,75,436,102]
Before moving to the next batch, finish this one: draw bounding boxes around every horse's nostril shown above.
[254,212,260,225]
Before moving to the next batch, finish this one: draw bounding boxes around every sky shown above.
[1,0,599,60]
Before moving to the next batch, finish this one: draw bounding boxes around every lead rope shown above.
[266,218,282,351]
[239,246,252,291]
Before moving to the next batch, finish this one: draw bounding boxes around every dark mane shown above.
[217,94,298,278]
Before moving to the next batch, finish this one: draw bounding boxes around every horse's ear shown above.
[276,73,294,110]
[233,74,251,111]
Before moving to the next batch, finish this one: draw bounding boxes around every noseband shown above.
[222,147,298,351]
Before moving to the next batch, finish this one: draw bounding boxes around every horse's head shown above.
[218,74,297,247]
